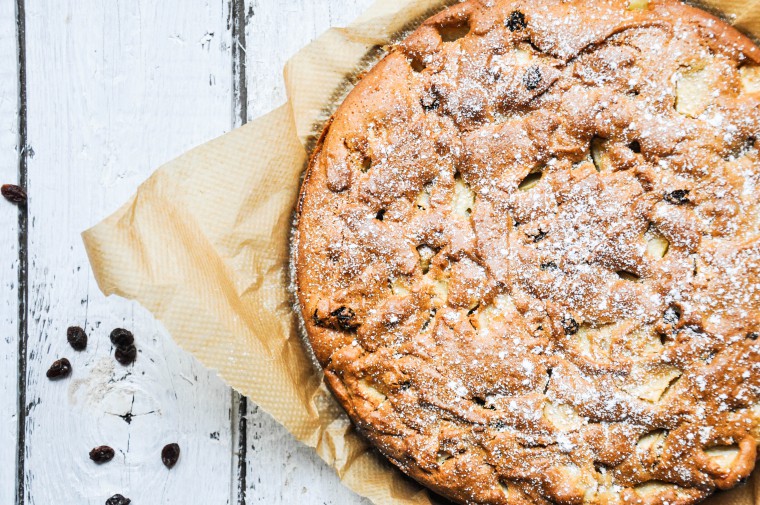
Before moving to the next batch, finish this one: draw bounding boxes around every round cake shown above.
[294,1,760,503]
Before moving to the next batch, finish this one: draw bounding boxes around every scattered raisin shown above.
[540,261,557,271]
[664,189,690,205]
[161,443,181,469]
[46,358,72,380]
[331,306,358,331]
[105,494,131,505]
[109,328,134,348]
[110,328,137,365]
[523,65,542,90]
[562,315,579,335]
[115,345,137,366]
[748,332,759,340]
[506,10,526,31]
[89,445,115,464]
[1,184,26,204]
[67,326,88,351]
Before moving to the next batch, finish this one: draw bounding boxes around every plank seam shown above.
[234,394,248,505]
[13,0,28,504]
[231,0,249,502]
[232,0,248,126]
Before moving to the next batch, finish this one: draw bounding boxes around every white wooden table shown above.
[0,1,375,503]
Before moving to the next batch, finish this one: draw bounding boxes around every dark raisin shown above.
[115,345,137,366]
[490,419,507,430]
[748,332,759,340]
[161,443,181,469]
[562,315,579,335]
[628,140,641,153]
[376,209,386,221]
[1,184,26,204]
[420,93,440,112]
[312,309,323,326]
[421,85,442,113]
[105,494,131,505]
[46,358,72,380]
[506,10,526,31]
[486,65,502,83]
[109,328,134,348]
[67,326,88,351]
[543,368,553,394]
[331,306,358,330]
[540,261,557,271]
[523,65,542,90]
[664,189,690,205]
[89,445,115,464]
[421,309,436,331]
[664,306,681,325]
[532,230,547,243]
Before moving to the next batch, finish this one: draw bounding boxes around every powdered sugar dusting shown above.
[295,0,760,503]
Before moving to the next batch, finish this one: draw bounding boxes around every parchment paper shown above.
[82,1,760,504]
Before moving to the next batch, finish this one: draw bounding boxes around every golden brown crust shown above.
[294,1,760,504]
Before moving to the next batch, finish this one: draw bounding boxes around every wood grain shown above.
[239,1,374,502]
[22,1,235,503]
[0,1,19,503]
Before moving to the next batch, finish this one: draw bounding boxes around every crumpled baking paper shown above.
[82,0,760,503]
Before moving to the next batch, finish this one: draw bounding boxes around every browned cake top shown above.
[294,1,760,504]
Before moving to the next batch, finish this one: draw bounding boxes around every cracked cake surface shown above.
[294,1,760,503]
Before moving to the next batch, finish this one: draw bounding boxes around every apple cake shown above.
[294,0,760,503]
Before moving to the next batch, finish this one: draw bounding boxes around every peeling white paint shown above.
[0,1,19,503]
[2,0,377,503]
[20,1,235,503]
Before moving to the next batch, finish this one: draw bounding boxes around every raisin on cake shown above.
[294,1,760,504]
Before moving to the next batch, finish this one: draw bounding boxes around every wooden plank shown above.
[22,1,236,503]
[239,1,374,502]
[0,0,19,503]
[243,0,376,120]
[244,404,372,504]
